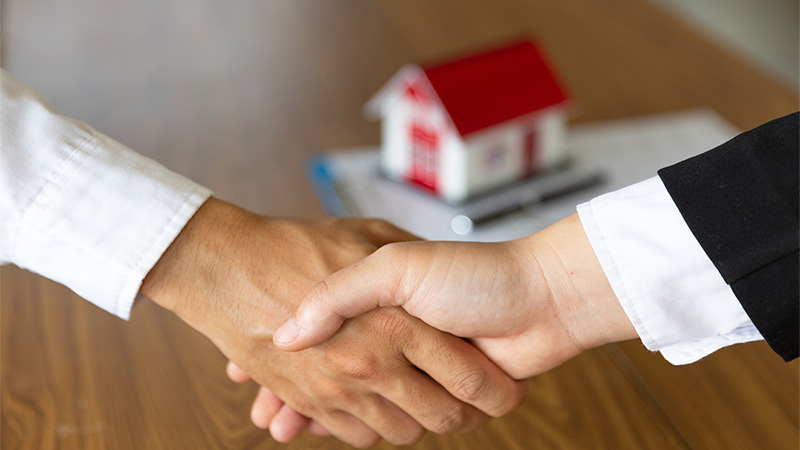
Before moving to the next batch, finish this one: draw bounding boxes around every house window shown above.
[482,145,507,172]
[409,124,439,191]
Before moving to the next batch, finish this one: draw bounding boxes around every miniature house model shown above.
[365,40,571,204]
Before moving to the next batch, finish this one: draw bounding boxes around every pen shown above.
[450,167,604,235]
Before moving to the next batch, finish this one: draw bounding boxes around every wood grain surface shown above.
[1,0,797,449]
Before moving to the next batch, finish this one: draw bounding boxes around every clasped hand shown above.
[253,213,637,442]
[138,198,527,447]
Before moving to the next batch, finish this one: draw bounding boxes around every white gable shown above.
[363,64,426,120]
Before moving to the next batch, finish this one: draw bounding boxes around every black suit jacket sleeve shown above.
[658,112,799,361]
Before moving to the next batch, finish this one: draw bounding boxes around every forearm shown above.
[138,197,297,338]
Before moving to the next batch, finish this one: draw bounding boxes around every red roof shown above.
[422,40,569,137]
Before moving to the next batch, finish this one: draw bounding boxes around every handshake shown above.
[138,197,637,447]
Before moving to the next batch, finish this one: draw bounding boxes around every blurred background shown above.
[653,0,797,90]
[1,1,797,449]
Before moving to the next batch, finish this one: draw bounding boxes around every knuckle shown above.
[450,367,489,403]
[317,344,382,383]
[307,279,333,306]
[338,353,382,381]
[314,378,354,403]
[428,404,468,434]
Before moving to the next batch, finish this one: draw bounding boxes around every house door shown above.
[409,123,439,192]
[523,129,537,178]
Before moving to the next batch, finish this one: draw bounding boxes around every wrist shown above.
[139,199,324,343]
[139,197,251,317]
[517,214,637,351]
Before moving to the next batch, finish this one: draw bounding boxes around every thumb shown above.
[273,245,410,351]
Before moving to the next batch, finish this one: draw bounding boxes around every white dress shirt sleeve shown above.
[577,176,764,365]
[0,69,212,320]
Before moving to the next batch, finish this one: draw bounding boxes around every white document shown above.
[308,109,738,242]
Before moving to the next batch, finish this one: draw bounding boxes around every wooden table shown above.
[2,1,797,448]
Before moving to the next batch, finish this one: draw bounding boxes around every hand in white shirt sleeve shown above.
[0,69,212,319]
[577,176,763,364]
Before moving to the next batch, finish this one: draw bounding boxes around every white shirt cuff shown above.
[14,129,211,320]
[577,176,763,364]
[1,69,211,320]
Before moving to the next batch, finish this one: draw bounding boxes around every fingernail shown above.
[274,318,299,344]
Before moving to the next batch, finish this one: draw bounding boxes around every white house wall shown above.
[461,107,569,199]
[439,132,467,203]
[380,102,411,180]
[537,108,568,169]
[463,125,525,198]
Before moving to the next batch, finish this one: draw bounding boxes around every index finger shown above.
[400,320,529,419]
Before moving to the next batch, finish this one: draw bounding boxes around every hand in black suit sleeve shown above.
[658,112,799,361]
